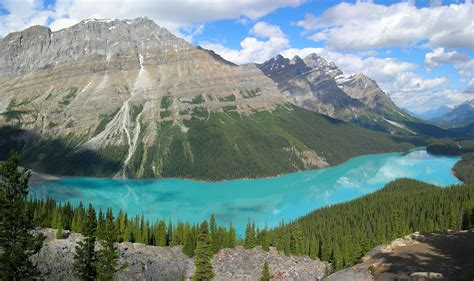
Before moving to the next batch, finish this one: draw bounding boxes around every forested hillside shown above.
[253,179,474,270]
[1,105,413,180]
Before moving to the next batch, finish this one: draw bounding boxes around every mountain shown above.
[0,18,412,180]
[416,105,453,120]
[257,54,417,134]
[432,99,474,127]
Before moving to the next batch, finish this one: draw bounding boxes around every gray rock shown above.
[257,54,416,134]
[34,229,327,281]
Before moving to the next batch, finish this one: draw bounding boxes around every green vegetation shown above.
[426,139,474,183]
[191,95,205,104]
[248,179,474,271]
[193,221,215,280]
[260,262,271,281]
[454,153,474,184]
[2,99,31,122]
[73,204,98,281]
[218,94,236,102]
[130,104,144,121]
[160,110,171,118]
[161,95,173,110]
[94,108,120,136]
[223,105,237,112]
[1,105,413,180]
[0,152,45,279]
[156,105,412,180]
[241,88,262,99]
[60,87,79,106]
[191,107,209,119]
[95,209,125,280]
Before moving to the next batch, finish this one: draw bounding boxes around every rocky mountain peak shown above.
[303,53,342,78]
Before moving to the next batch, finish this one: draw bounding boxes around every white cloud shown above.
[297,1,474,50]
[200,21,289,64]
[250,21,285,38]
[391,88,473,114]
[424,48,470,69]
[0,0,303,39]
[455,59,474,76]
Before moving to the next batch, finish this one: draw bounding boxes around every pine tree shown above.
[183,223,195,257]
[260,261,271,281]
[157,220,167,246]
[209,214,219,253]
[95,208,125,281]
[193,221,214,281]
[244,221,254,249]
[73,204,97,281]
[0,152,45,280]
[261,229,270,252]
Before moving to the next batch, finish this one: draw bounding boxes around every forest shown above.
[23,179,474,272]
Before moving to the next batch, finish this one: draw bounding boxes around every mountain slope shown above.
[0,18,412,180]
[432,99,474,127]
[257,54,416,135]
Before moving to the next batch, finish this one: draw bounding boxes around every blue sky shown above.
[0,0,473,113]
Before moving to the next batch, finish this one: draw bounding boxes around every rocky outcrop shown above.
[325,231,474,281]
[34,229,327,280]
[257,54,416,134]
[213,246,326,280]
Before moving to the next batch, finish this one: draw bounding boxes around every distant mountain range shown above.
[0,17,468,180]
[431,99,474,127]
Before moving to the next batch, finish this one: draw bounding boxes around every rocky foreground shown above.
[34,229,327,280]
[325,231,474,281]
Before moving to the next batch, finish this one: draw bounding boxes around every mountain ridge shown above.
[257,53,417,135]
[0,18,413,180]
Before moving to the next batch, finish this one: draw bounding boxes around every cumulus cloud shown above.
[200,21,289,64]
[297,1,474,50]
[391,88,473,114]
[455,59,474,76]
[424,48,470,69]
[0,0,303,39]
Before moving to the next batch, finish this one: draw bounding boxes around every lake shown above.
[30,149,461,235]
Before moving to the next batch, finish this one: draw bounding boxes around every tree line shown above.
[2,150,474,279]
[248,178,474,271]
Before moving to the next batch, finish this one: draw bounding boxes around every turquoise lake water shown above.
[31,149,461,235]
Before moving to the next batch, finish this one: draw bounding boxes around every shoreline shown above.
[30,147,459,186]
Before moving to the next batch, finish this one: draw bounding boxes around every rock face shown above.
[0,18,413,180]
[34,229,327,281]
[213,246,326,280]
[257,54,415,134]
[0,17,287,178]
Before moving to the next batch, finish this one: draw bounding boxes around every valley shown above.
[0,12,473,281]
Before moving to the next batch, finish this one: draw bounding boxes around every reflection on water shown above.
[30,149,461,235]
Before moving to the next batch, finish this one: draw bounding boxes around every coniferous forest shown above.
[2,152,474,279]
[22,178,474,272]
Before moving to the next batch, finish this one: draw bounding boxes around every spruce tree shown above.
[95,208,124,281]
[209,214,219,253]
[183,223,195,257]
[260,262,271,281]
[0,152,45,280]
[261,229,270,252]
[244,222,254,249]
[193,221,214,281]
[73,204,98,281]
